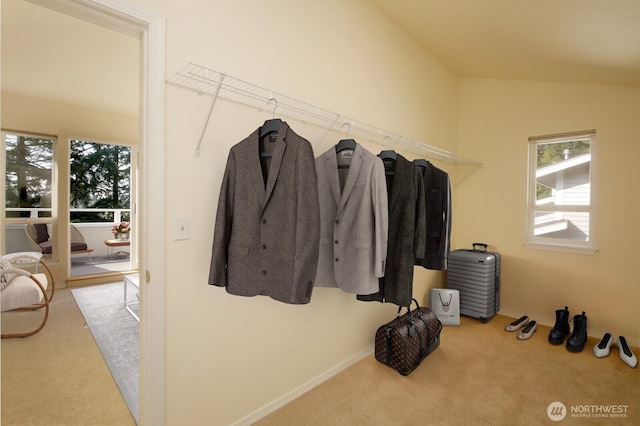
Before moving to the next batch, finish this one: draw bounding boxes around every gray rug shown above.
[72,282,139,424]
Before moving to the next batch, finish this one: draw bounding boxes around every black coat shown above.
[414,161,451,270]
[358,153,426,306]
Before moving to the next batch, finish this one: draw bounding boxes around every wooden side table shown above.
[104,239,130,257]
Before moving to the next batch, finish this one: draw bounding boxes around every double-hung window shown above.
[526,130,596,253]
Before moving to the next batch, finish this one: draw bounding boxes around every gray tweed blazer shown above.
[208,122,320,304]
[314,143,388,294]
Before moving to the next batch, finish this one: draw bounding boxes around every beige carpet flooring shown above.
[2,290,638,425]
[257,315,639,426]
[1,288,135,426]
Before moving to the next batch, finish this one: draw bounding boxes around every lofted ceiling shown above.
[2,1,638,121]
[370,0,640,86]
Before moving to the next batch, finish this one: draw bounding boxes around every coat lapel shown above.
[245,129,267,195]
[385,153,409,213]
[263,122,288,206]
[322,144,364,211]
[323,150,342,208]
[338,144,363,210]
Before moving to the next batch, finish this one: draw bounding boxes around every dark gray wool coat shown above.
[358,153,426,306]
[414,160,451,271]
[208,121,320,304]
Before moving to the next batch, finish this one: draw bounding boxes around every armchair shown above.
[1,253,55,338]
[25,223,94,259]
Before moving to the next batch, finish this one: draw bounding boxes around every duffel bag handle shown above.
[472,242,488,252]
[396,298,421,317]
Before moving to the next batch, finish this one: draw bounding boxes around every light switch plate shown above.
[174,217,190,240]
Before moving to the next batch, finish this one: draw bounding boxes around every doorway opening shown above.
[69,140,138,277]
[1,0,165,424]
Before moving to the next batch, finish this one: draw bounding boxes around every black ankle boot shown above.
[548,306,570,345]
[566,312,588,352]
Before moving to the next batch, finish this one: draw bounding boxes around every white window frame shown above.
[1,130,58,256]
[526,130,597,254]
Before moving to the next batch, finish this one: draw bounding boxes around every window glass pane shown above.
[528,132,595,251]
[535,139,590,206]
[4,133,54,218]
[533,210,590,241]
[70,140,131,223]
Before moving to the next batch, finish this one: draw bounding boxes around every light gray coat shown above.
[208,122,320,304]
[314,144,388,294]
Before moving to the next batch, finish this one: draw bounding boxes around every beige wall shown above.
[162,0,456,424]
[457,79,640,348]
[1,92,139,286]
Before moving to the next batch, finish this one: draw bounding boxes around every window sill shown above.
[524,242,598,255]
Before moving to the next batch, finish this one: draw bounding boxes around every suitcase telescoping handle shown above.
[472,242,488,252]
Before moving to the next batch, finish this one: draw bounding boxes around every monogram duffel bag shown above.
[374,298,442,375]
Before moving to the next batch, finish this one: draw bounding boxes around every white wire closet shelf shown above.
[167,62,480,165]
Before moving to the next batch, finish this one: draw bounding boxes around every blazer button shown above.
[335,258,339,262]
[262,244,267,250]
[262,270,267,275]
[334,240,339,244]
[262,219,267,224]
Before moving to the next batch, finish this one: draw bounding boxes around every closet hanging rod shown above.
[167,62,480,166]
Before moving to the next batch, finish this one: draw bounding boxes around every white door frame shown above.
[25,1,167,424]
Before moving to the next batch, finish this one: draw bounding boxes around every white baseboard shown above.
[233,347,373,426]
